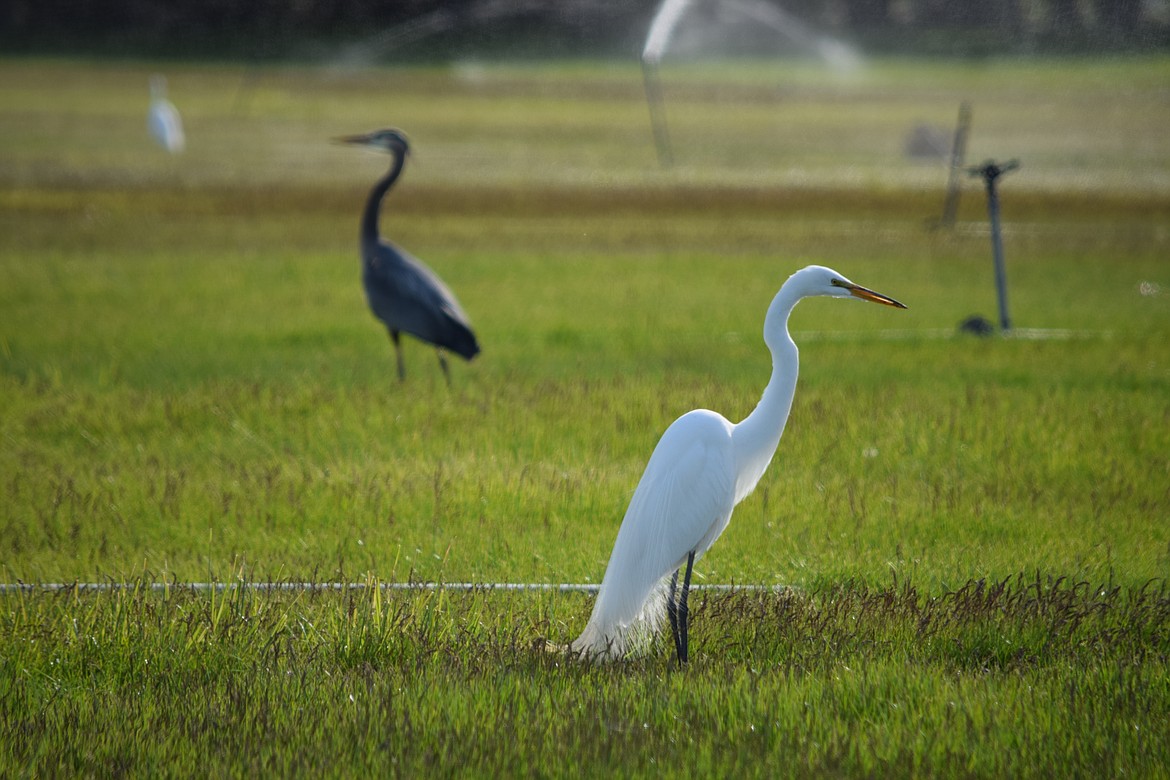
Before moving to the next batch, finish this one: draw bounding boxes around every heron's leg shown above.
[667,568,682,660]
[390,330,405,381]
[436,350,452,388]
[678,550,695,664]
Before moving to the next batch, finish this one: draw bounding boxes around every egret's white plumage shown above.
[571,265,905,661]
[148,75,185,154]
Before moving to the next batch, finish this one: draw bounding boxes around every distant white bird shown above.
[148,75,185,154]
[570,265,906,662]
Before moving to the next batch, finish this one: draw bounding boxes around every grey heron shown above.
[337,128,480,384]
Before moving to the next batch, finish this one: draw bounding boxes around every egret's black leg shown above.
[667,567,682,660]
[390,330,405,381]
[436,350,452,387]
[678,550,695,664]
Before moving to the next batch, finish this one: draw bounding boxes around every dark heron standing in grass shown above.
[336,128,480,384]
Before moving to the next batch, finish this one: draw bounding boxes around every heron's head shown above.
[795,265,906,308]
[335,128,410,156]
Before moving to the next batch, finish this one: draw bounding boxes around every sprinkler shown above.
[968,159,1019,333]
[639,0,860,168]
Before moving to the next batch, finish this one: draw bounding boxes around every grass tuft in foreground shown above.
[2,574,1167,777]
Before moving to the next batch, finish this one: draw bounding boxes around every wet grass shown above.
[1,56,1169,775]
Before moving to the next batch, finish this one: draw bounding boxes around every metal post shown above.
[968,159,1019,332]
[938,101,972,228]
[642,59,673,167]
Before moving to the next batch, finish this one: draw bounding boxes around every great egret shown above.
[336,128,480,384]
[148,75,185,154]
[570,265,906,662]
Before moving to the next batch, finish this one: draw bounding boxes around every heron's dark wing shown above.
[363,240,480,359]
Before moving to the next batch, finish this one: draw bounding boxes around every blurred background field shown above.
[3,56,1169,192]
[1,53,1167,590]
[1,5,1169,774]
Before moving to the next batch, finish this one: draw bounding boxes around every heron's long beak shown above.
[333,133,374,146]
[843,282,907,309]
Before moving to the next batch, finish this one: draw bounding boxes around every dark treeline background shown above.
[2,0,1166,61]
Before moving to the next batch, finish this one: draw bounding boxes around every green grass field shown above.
[1,56,1168,776]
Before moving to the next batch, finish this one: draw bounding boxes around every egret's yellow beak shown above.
[833,279,907,309]
[849,285,907,308]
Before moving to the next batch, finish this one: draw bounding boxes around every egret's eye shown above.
[830,278,846,288]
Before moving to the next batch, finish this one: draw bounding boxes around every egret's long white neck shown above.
[730,281,802,504]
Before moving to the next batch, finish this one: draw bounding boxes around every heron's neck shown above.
[361,151,405,249]
[731,286,801,503]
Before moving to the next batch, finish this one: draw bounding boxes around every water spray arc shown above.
[719,0,863,70]
[334,0,545,65]
[639,0,862,167]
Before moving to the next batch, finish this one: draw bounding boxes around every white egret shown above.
[148,74,185,154]
[570,265,906,662]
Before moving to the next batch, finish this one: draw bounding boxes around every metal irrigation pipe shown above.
[0,581,795,595]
